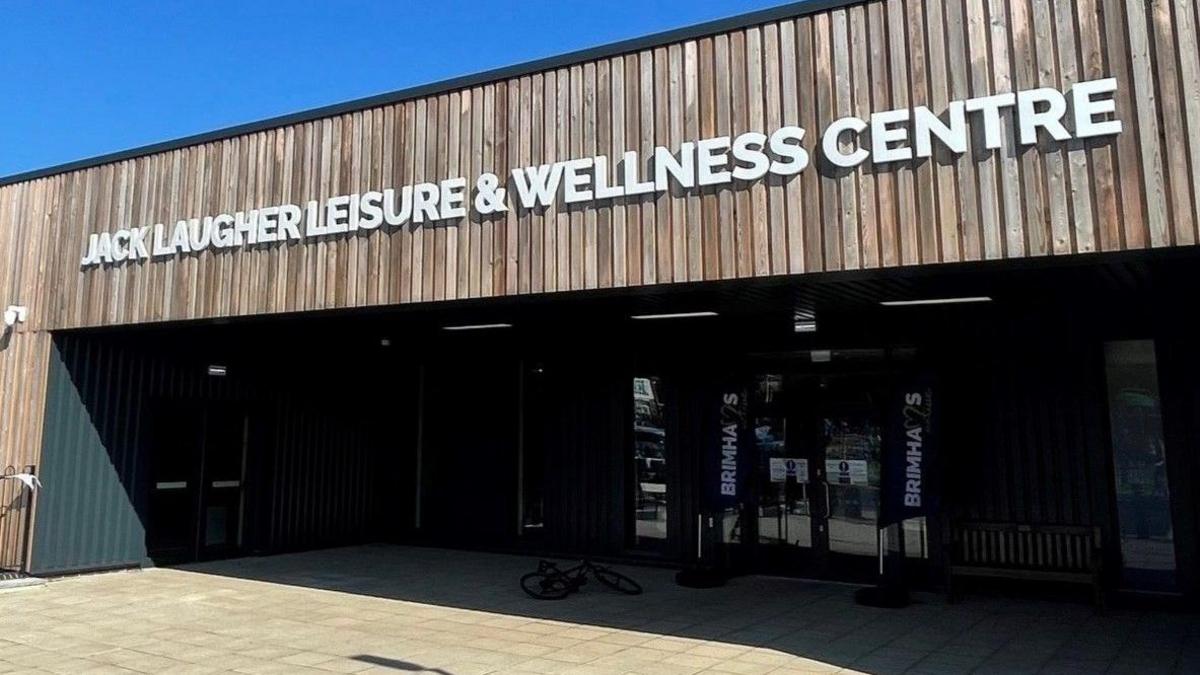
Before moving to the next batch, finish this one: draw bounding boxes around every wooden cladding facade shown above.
[3,0,1199,336]
[1,1,1200,497]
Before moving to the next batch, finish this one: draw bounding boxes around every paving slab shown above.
[0,545,1193,674]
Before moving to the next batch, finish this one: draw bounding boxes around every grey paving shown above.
[0,544,1194,674]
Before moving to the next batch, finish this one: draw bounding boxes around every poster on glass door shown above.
[825,459,869,485]
[769,457,809,483]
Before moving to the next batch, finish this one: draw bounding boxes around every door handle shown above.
[822,480,831,519]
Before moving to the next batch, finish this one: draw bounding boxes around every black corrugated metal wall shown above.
[936,311,1117,577]
[936,306,1200,597]
[948,342,1112,527]
[539,356,629,557]
[31,332,396,575]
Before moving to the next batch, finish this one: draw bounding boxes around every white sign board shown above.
[769,457,809,483]
[826,459,869,486]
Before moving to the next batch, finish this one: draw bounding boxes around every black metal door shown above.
[197,404,247,560]
[146,401,203,564]
[420,359,521,547]
[147,401,248,564]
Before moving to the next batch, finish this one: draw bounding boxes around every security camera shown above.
[3,306,27,328]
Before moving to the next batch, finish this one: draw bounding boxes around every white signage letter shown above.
[622,151,656,195]
[823,117,869,168]
[914,103,967,158]
[359,191,384,229]
[593,155,625,200]
[511,163,565,208]
[871,109,913,163]
[440,178,467,219]
[965,93,1017,150]
[1072,78,1123,139]
[382,187,413,227]
[655,143,695,191]
[732,132,770,181]
[1017,88,1071,145]
[278,204,303,239]
[562,158,594,204]
[412,183,439,223]
[768,126,809,176]
[696,137,732,186]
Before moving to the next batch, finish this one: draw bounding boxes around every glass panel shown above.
[632,376,668,544]
[902,517,928,559]
[753,374,812,548]
[1104,340,1176,591]
[824,413,882,558]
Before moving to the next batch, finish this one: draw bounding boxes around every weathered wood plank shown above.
[1124,0,1170,247]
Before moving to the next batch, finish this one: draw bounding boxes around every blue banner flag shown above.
[881,374,938,526]
[713,386,748,510]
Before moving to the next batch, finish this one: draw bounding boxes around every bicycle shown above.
[520,559,643,600]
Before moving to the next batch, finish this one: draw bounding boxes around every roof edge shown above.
[1,0,854,187]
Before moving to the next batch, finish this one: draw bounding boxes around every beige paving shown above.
[0,545,1195,674]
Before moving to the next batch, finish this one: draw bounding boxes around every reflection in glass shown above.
[823,414,881,558]
[902,517,928,559]
[632,376,667,544]
[753,374,812,548]
[1104,340,1176,591]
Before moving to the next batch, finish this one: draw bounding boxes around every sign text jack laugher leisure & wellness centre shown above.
[79,78,1122,267]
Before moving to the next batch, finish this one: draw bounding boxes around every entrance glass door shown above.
[747,371,884,582]
[750,374,817,571]
[817,392,884,577]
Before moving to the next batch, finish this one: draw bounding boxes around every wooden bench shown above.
[945,521,1104,608]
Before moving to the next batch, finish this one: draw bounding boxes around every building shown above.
[1,0,1197,606]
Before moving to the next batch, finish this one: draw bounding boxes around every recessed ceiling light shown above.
[880,296,992,307]
[630,311,719,320]
[207,365,228,377]
[441,323,513,331]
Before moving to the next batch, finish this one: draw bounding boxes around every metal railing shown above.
[0,465,37,575]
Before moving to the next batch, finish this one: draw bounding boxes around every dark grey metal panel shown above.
[32,336,148,574]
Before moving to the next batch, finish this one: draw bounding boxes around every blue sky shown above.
[0,0,793,177]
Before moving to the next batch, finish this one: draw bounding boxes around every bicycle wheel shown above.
[593,567,642,595]
[521,571,572,600]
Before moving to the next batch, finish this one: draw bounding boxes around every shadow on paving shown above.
[178,543,1198,674]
